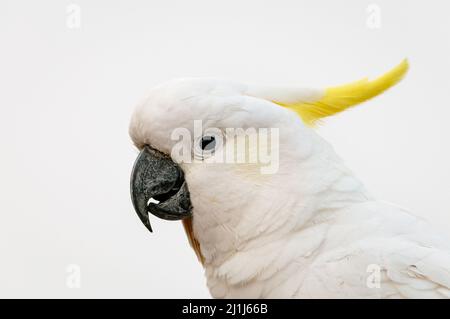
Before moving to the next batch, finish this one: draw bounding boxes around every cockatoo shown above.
[129,60,450,298]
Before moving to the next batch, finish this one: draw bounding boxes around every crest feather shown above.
[268,59,409,125]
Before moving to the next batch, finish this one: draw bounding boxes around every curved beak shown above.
[130,145,193,232]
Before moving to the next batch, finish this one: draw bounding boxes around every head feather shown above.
[247,59,409,125]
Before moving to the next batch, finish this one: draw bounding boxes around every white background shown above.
[0,0,449,298]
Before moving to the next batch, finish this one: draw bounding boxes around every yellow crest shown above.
[274,59,409,125]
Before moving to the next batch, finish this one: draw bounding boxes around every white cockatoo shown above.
[129,60,450,298]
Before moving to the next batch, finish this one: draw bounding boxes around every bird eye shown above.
[200,135,216,152]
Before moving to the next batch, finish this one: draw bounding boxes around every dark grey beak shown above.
[130,145,192,232]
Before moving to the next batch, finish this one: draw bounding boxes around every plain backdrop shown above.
[0,0,449,298]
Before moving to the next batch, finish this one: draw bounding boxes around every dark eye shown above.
[200,135,216,152]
